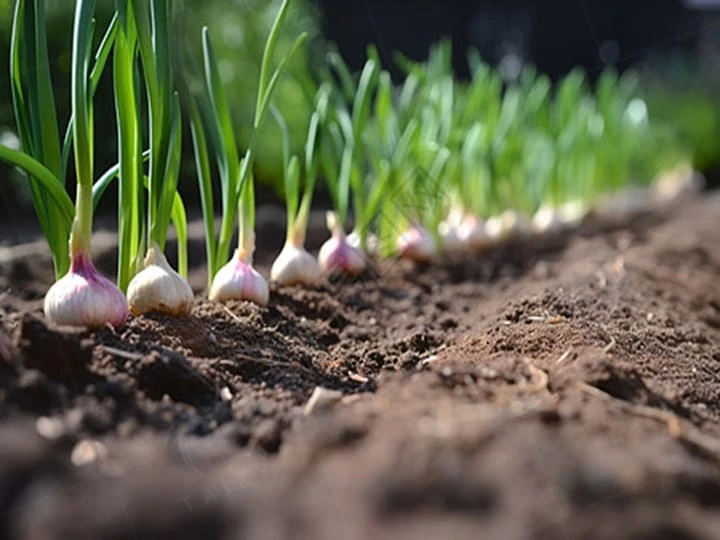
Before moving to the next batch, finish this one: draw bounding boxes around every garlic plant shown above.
[188,0,305,298]
[209,184,269,306]
[0,0,128,328]
[270,113,321,286]
[119,0,191,317]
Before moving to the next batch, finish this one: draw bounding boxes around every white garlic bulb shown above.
[127,243,193,316]
[558,199,589,227]
[532,205,565,234]
[270,242,322,286]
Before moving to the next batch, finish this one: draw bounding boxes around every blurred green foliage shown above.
[180,0,322,194]
[641,52,720,174]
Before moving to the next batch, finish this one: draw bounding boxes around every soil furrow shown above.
[1,195,719,539]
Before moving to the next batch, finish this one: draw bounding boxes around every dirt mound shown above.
[1,196,720,539]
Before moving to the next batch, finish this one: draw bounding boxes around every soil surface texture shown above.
[1,195,720,540]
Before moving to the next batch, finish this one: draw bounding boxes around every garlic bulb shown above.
[457,214,490,252]
[652,164,703,205]
[44,252,128,328]
[501,209,532,237]
[127,243,193,316]
[209,249,269,305]
[485,210,532,244]
[532,205,565,234]
[557,199,588,227]
[318,236,366,275]
[318,212,366,276]
[438,219,465,254]
[270,242,321,286]
[483,215,506,243]
[596,187,649,219]
[396,225,436,262]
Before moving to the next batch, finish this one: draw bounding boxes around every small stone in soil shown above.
[35,417,65,440]
[304,386,343,415]
[71,439,108,467]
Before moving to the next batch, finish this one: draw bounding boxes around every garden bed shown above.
[1,193,720,540]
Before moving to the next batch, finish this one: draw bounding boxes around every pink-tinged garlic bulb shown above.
[318,212,366,276]
[44,252,128,328]
[396,225,437,262]
[127,243,193,316]
[209,248,269,305]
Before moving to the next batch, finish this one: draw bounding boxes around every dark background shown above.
[315,0,720,187]
[316,0,719,80]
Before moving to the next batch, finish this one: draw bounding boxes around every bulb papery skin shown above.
[396,226,437,262]
[43,252,128,328]
[209,252,269,305]
[270,242,322,286]
[532,206,565,235]
[126,244,194,316]
[318,235,367,275]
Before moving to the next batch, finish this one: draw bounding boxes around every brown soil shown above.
[1,195,720,540]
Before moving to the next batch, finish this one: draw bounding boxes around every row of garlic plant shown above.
[304,40,694,266]
[0,0,300,327]
[0,2,695,329]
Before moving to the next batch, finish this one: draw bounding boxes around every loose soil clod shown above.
[1,198,720,539]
